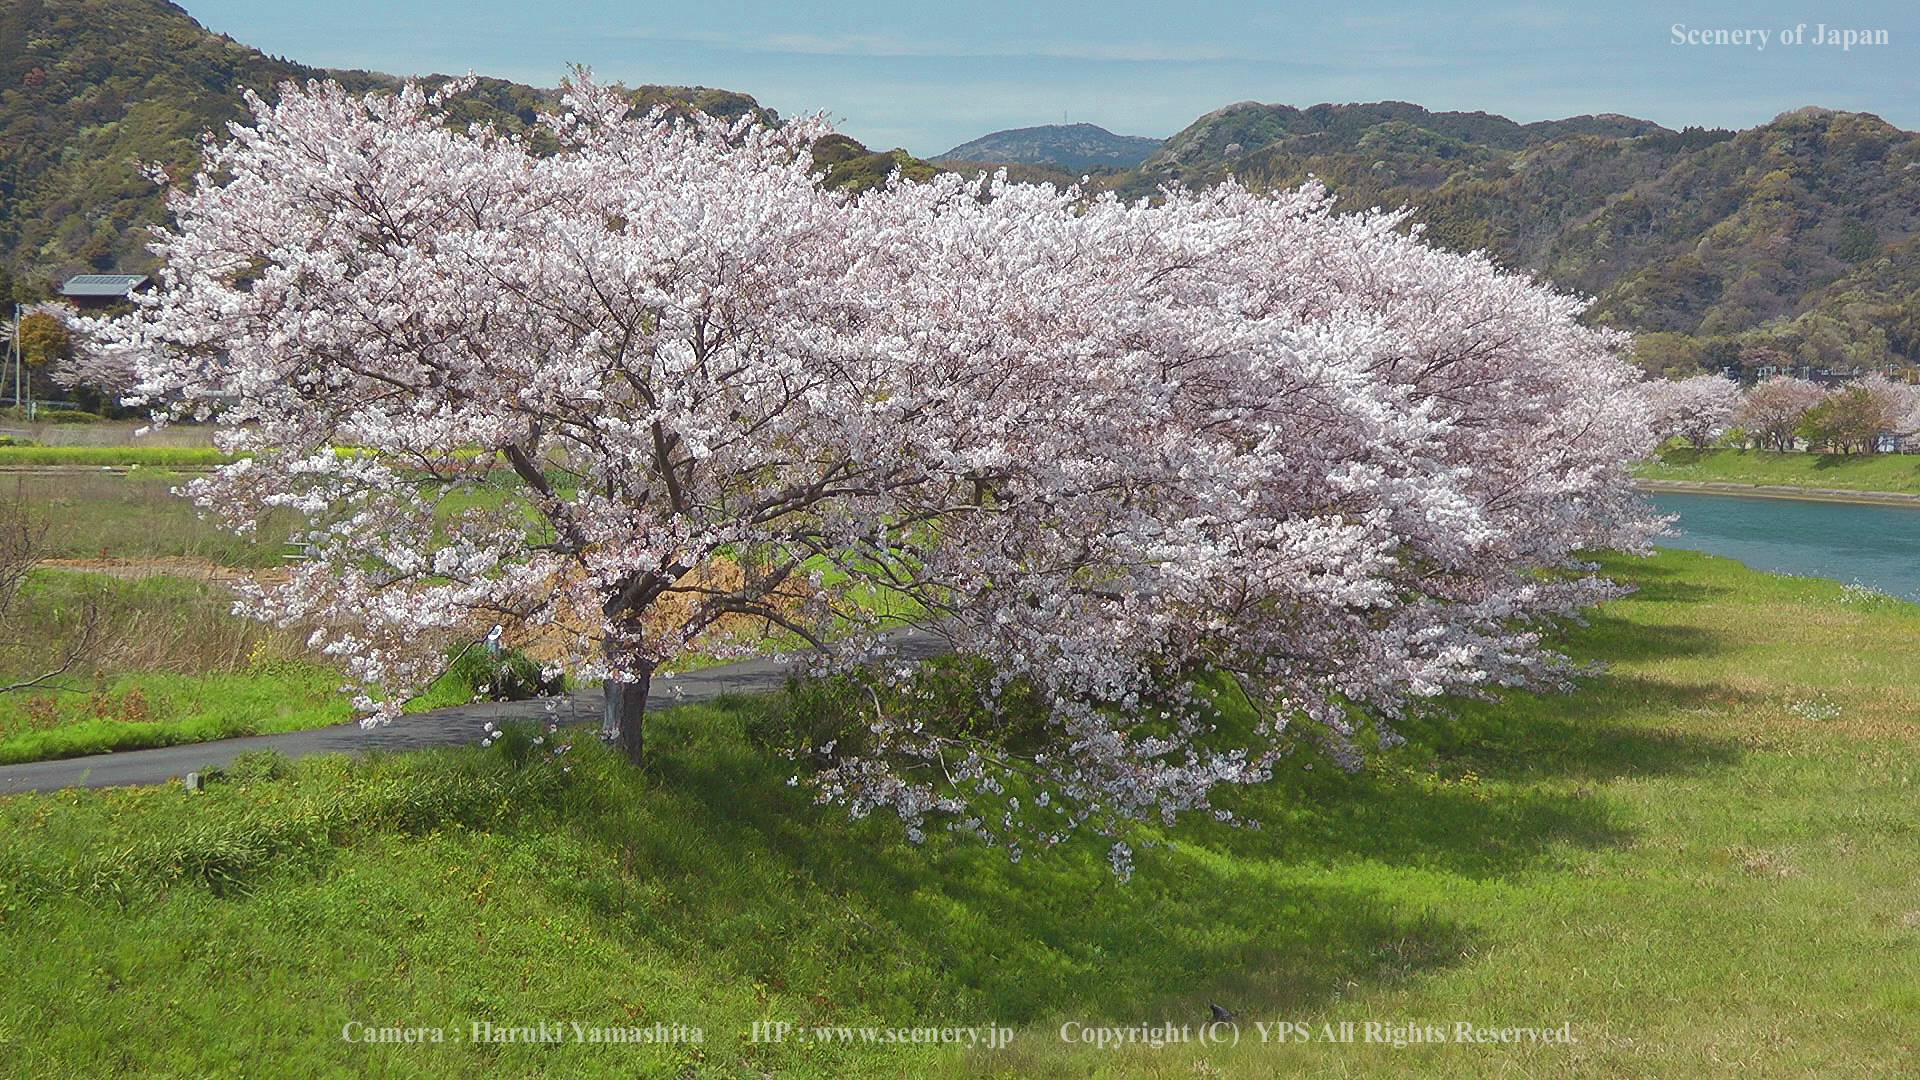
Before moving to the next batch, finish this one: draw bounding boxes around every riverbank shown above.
[1635,447,1920,499]
[1637,478,1920,506]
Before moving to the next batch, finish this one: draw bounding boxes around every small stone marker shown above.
[184,771,202,792]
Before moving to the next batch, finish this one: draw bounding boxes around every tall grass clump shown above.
[0,572,349,762]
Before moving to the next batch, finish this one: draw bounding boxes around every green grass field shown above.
[0,446,230,466]
[1638,447,1920,495]
[2,470,293,565]
[1,549,1915,1077]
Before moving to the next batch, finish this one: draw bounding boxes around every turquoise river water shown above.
[1646,492,1920,601]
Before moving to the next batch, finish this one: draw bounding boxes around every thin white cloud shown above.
[596,26,1243,63]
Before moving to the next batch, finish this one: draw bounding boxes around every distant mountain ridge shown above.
[1148,100,1672,173]
[933,123,1162,170]
[1116,100,1920,375]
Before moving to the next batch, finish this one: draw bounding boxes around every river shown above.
[1646,492,1920,601]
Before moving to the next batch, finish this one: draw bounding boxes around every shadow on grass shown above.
[1561,610,1724,663]
[1589,551,1736,609]
[527,547,1758,1028]
[1170,672,1743,886]
[536,701,1484,1028]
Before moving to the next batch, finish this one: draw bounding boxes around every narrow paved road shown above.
[0,632,948,795]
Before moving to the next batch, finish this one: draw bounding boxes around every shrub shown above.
[444,643,566,702]
[759,654,1054,767]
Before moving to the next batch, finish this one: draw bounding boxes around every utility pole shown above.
[9,303,19,410]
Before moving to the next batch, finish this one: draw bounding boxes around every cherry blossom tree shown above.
[1735,375,1828,451]
[49,300,133,397]
[1798,373,1920,454]
[813,173,1657,851]
[1641,373,1742,449]
[85,76,1655,866]
[1853,373,1920,448]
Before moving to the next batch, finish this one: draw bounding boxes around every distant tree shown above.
[1735,346,1795,380]
[1836,220,1878,263]
[15,312,70,369]
[1797,375,1919,454]
[1642,374,1742,448]
[1735,376,1828,451]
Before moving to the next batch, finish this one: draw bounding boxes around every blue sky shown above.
[180,1,1917,156]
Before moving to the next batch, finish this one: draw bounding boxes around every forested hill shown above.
[1,0,362,291]
[5,1,1918,377]
[1112,100,1920,375]
[933,123,1163,169]
[0,0,767,298]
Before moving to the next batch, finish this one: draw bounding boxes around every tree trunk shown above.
[603,661,654,767]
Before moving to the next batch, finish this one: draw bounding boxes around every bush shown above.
[758,654,1054,767]
[36,409,101,424]
[444,643,566,702]
[201,749,296,786]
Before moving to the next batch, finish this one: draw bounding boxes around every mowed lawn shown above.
[0,549,1915,1078]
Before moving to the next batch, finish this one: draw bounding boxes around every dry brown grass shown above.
[509,554,818,671]
[5,571,315,679]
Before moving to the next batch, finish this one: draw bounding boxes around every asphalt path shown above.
[0,632,949,795]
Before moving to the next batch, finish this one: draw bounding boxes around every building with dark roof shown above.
[59,274,150,309]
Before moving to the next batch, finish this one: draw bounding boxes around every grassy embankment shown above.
[1,548,1915,1078]
[1638,447,1920,496]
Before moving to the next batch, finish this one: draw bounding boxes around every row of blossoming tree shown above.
[1645,372,1920,454]
[71,75,1657,865]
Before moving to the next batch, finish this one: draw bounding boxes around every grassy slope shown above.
[1,549,1917,1077]
[0,668,353,765]
[1637,447,1920,495]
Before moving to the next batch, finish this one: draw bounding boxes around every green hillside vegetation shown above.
[809,133,940,194]
[0,0,783,298]
[933,122,1164,170]
[0,0,380,291]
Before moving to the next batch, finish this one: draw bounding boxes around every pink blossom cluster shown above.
[1640,373,1742,448]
